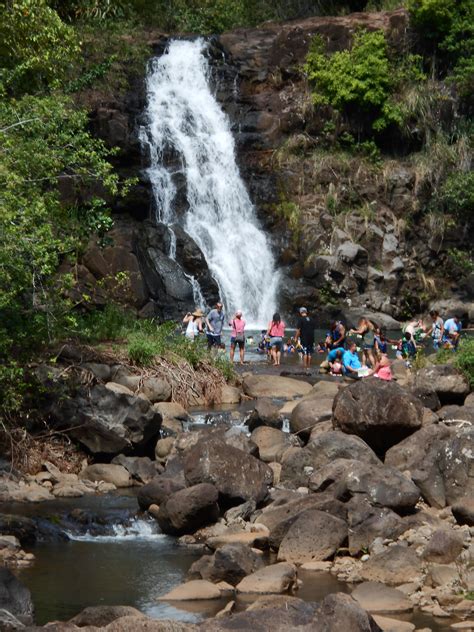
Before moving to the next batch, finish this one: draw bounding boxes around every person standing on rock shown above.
[229,310,246,364]
[205,302,225,349]
[426,310,444,351]
[267,312,286,366]
[183,309,204,340]
[295,307,316,370]
[349,317,377,368]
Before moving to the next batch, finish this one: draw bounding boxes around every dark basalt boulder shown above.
[137,475,185,510]
[156,483,220,536]
[49,384,162,457]
[414,365,470,405]
[184,438,273,508]
[188,543,265,586]
[332,379,423,455]
[0,567,34,625]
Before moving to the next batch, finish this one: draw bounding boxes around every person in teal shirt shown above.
[343,342,362,378]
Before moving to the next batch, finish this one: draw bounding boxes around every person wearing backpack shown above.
[229,310,246,364]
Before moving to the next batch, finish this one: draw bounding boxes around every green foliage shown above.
[275,201,301,243]
[0,95,118,356]
[437,171,474,221]
[408,0,474,98]
[304,30,424,135]
[65,55,117,93]
[446,249,474,275]
[455,337,474,388]
[0,0,79,96]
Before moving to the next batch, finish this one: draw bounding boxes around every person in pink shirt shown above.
[267,312,286,366]
[373,354,393,381]
[229,310,246,364]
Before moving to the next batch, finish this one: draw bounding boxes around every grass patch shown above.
[455,337,474,388]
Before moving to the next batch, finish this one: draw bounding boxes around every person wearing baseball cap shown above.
[296,307,316,370]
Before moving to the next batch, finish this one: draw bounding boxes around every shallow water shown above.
[6,494,454,630]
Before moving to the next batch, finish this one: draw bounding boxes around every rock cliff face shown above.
[77,9,473,323]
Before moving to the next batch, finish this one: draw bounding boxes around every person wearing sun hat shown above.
[229,309,246,364]
[183,308,204,340]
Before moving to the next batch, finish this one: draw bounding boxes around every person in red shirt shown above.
[267,312,286,366]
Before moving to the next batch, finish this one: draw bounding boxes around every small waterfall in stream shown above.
[140,38,279,325]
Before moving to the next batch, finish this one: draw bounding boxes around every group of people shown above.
[182,302,464,370]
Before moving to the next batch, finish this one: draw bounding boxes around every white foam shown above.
[140,38,279,326]
[67,518,166,543]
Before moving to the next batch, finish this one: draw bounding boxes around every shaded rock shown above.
[50,384,162,456]
[332,379,423,455]
[352,582,412,614]
[0,609,26,630]
[152,402,189,436]
[414,365,470,405]
[159,580,221,601]
[431,427,474,507]
[236,562,297,594]
[422,529,464,564]
[188,543,264,586]
[156,483,220,536]
[247,399,282,431]
[250,427,293,463]
[224,500,256,524]
[111,455,156,484]
[289,397,334,442]
[347,496,406,555]
[80,464,132,488]
[0,568,33,624]
[358,545,422,586]
[242,375,311,399]
[309,459,420,513]
[140,377,172,403]
[277,509,347,563]
[137,475,185,510]
[452,498,474,526]
[155,437,175,460]
[410,385,441,411]
[385,424,452,474]
[69,605,144,627]
[184,439,273,508]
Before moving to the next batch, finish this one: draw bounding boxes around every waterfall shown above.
[140,38,279,326]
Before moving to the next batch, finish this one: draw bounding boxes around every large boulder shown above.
[280,431,380,489]
[50,384,162,456]
[250,427,294,463]
[0,568,34,625]
[159,579,221,601]
[156,483,220,535]
[358,545,423,586]
[422,529,464,564]
[414,365,470,405]
[111,455,157,484]
[346,496,406,555]
[137,476,185,510]
[332,379,423,454]
[139,377,172,403]
[384,425,453,508]
[236,562,297,594]
[242,375,312,399]
[247,399,283,431]
[277,509,348,564]
[188,543,265,586]
[152,402,189,436]
[309,459,421,513]
[184,438,273,507]
[289,397,334,441]
[80,464,133,488]
[69,605,144,627]
[352,582,412,614]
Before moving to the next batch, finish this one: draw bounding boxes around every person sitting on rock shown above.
[443,315,462,349]
[329,349,344,376]
[373,353,393,381]
[342,342,363,379]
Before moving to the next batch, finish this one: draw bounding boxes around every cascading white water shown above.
[140,38,279,325]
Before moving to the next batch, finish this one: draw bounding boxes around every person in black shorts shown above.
[295,306,316,369]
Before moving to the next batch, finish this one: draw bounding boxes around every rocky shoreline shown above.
[0,354,473,631]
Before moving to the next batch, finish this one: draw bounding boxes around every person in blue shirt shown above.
[342,342,362,378]
[443,316,462,348]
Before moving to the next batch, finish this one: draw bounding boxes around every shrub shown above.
[304,30,424,135]
[455,337,474,388]
[437,171,474,221]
